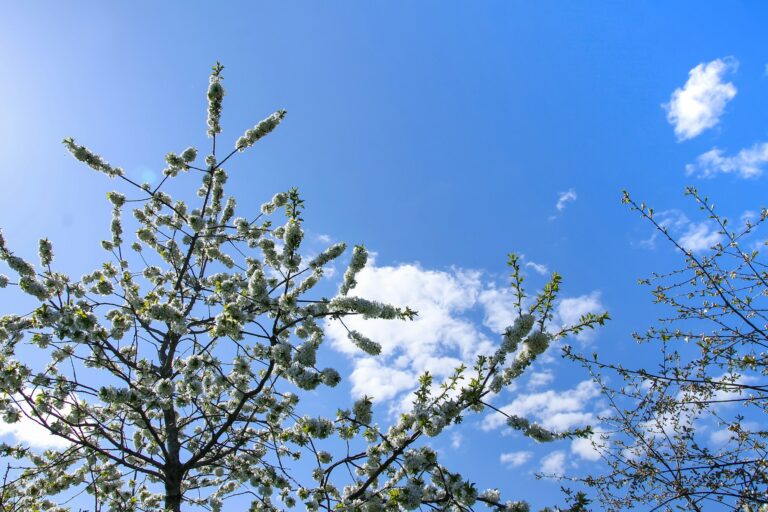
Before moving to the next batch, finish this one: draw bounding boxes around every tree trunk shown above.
[162,332,184,512]
[164,476,183,512]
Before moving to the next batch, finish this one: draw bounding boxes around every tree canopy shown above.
[0,63,606,512]
[567,188,768,511]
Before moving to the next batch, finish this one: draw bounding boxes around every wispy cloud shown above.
[527,370,554,390]
[709,421,759,446]
[741,210,758,227]
[525,261,548,275]
[500,451,533,468]
[638,210,690,250]
[482,380,600,433]
[637,209,723,253]
[686,143,768,179]
[664,57,737,141]
[539,450,566,476]
[679,221,723,252]
[555,189,577,212]
[710,428,733,445]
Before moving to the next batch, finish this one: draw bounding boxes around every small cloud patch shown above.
[686,143,768,179]
[665,58,737,141]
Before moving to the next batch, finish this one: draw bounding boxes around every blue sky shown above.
[2,2,768,509]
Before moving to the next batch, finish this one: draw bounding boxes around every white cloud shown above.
[638,210,689,250]
[482,380,600,432]
[665,58,737,141]
[741,210,757,227]
[0,394,71,450]
[637,209,723,254]
[478,287,604,344]
[709,428,733,445]
[477,287,520,333]
[539,450,566,476]
[640,408,695,440]
[325,259,604,411]
[679,221,723,252]
[557,293,602,326]
[708,421,759,446]
[708,374,759,406]
[347,359,418,402]
[451,432,462,449]
[751,239,768,253]
[0,417,69,450]
[555,189,577,212]
[638,376,760,450]
[556,292,604,342]
[500,450,532,468]
[527,370,554,390]
[570,431,605,462]
[316,234,332,244]
[478,287,517,333]
[325,262,496,408]
[639,375,754,441]
[686,143,768,179]
[525,261,548,275]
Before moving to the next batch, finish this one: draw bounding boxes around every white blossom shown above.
[347,330,381,355]
[235,110,287,151]
[339,245,367,295]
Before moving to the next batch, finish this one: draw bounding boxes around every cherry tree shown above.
[567,189,768,511]
[0,63,604,512]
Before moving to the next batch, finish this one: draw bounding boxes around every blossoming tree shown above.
[566,189,768,511]
[0,63,605,512]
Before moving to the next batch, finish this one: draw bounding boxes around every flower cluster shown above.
[235,110,287,151]
[207,62,225,137]
[346,329,382,356]
[339,245,367,295]
[329,296,399,319]
[62,138,124,177]
[163,147,198,177]
[506,415,557,443]
[309,242,346,269]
